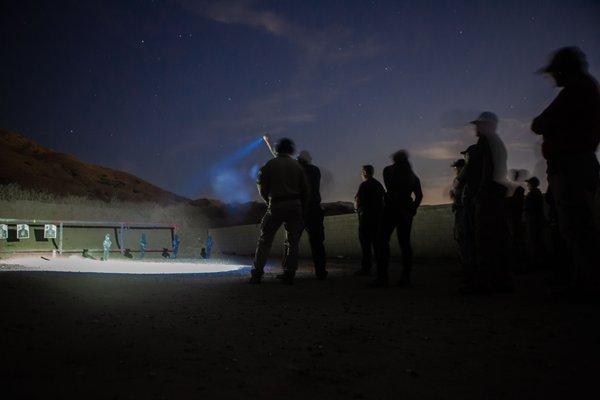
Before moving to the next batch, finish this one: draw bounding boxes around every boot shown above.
[248,270,263,284]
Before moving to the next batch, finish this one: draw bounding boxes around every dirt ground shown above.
[1,259,598,400]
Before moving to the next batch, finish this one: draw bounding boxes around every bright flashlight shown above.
[262,134,277,157]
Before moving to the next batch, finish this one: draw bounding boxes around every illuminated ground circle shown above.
[0,255,250,275]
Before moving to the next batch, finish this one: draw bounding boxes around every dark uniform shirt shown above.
[450,174,465,209]
[299,161,322,208]
[532,73,600,161]
[524,188,545,220]
[461,135,507,202]
[355,177,386,217]
[510,186,525,220]
[256,155,309,205]
[383,163,423,215]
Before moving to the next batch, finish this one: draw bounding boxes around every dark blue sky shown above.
[2,0,599,203]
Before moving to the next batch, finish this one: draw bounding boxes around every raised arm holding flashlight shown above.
[262,134,277,158]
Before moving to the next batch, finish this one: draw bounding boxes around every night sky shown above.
[2,0,599,203]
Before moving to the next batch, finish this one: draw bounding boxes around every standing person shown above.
[523,177,547,270]
[450,158,467,272]
[297,151,328,280]
[532,47,600,291]
[457,145,478,279]
[372,150,423,287]
[249,138,309,285]
[354,165,386,276]
[544,187,569,282]
[507,169,527,273]
[460,112,512,294]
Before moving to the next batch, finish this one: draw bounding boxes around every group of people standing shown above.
[248,139,327,285]
[248,137,422,287]
[249,46,600,294]
[448,46,599,294]
[353,151,422,287]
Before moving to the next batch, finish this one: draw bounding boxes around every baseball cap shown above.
[470,111,499,125]
[537,46,588,74]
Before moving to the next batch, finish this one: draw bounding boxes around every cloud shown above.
[177,0,384,134]
[202,1,289,36]
[414,112,538,161]
[412,140,464,160]
[182,0,384,63]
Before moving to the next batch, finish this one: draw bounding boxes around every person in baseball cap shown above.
[532,47,600,292]
[470,111,499,126]
[460,144,477,158]
[451,159,466,169]
[525,176,540,188]
[450,158,468,271]
[296,149,328,280]
[523,176,546,270]
[537,46,588,77]
[460,110,511,294]
[470,111,508,188]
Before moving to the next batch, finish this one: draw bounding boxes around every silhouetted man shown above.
[354,165,386,276]
[456,146,478,277]
[507,169,527,272]
[450,158,468,272]
[250,138,308,285]
[297,150,328,280]
[532,47,600,291]
[372,151,423,287]
[460,112,512,294]
[523,177,546,269]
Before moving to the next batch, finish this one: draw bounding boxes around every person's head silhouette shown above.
[275,138,295,156]
[361,165,374,180]
[470,111,498,137]
[538,46,588,87]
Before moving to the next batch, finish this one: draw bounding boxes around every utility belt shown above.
[270,194,302,203]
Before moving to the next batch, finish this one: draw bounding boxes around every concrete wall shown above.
[209,204,457,259]
[0,198,459,260]
[0,199,209,258]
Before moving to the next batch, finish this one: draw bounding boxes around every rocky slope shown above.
[0,128,187,204]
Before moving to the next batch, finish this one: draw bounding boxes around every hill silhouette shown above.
[0,128,355,225]
[0,128,188,204]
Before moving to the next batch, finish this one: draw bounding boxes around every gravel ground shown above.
[1,259,598,399]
